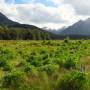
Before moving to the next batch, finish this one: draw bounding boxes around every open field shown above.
[0,40,90,90]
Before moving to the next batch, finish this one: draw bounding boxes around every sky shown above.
[0,0,90,29]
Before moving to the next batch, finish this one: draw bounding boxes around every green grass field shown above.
[0,40,90,90]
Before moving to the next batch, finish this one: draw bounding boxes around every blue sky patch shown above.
[6,0,54,6]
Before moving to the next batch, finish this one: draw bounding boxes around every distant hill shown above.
[0,12,61,40]
[1,12,90,40]
[44,18,90,39]
[60,18,90,36]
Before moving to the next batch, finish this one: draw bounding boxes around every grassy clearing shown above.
[0,40,90,90]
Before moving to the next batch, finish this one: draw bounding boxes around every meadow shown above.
[0,40,90,90]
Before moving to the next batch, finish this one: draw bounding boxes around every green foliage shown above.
[64,37,70,43]
[0,26,56,40]
[39,64,59,75]
[0,48,15,60]
[64,56,79,69]
[0,40,89,90]
[0,48,15,71]
[56,71,88,90]
[24,64,38,75]
[2,71,25,89]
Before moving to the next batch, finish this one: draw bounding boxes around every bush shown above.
[0,59,6,67]
[24,64,38,75]
[39,64,59,75]
[2,63,13,71]
[56,71,88,90]
[64,37,69,43]
[64,57,78,69]
[0,48,15,61]
[27,55,42,67]
[2,71,25,89]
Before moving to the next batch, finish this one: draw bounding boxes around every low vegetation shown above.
[0,40,90,90]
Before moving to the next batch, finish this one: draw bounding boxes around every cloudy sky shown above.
[0,0,90,29]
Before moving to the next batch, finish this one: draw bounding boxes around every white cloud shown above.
[63,0,90,15]
[50,0,90,16]
[16,3,76,23]
[0,0,90,29]
[14,3,78,29]
[0,0,5,3]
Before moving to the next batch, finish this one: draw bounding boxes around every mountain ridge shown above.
[0,12,19,26]
[59,18,90,35]
[0,12,61,40]
[1,12,90,40]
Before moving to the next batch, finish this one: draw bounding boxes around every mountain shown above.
[0,12,61,40]
[0,12,19,26]
[1,12,90,40]
[60,18,90,36]
[43,18,90,39]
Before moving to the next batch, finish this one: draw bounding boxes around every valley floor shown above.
[0,40,90,90]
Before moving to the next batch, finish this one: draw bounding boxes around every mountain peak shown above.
[59,18,90,35]
[0,12,19,26]
[0,12,5,16]
[0,12,8,20]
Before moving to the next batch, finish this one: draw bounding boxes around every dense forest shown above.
[0,25,59,40]
[0,12,59,40]
[1,26,90,40]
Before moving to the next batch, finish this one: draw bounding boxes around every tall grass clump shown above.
[56,71,89,90]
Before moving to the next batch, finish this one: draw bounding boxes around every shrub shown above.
[64,56,79,69]
[24,64,38,74]
[39,64,59,75]
[2,64,13,71]
[53,58,64,68]
[64,37,69,43]
[56,71,88,90]
[0,59,6,67]
[0,48,15,61]
[2,71,25,89]
[42,54,49,61]
[27,55,42,67]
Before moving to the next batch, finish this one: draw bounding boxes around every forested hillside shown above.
[0,12,61,40]
[0,26,59,40]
